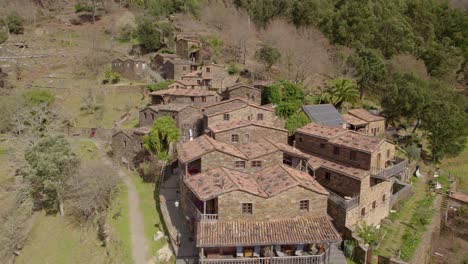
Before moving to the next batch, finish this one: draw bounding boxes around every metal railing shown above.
[370,158,407,179]
[184,198,218,222]
[200,248,329,264]
[328,191,359,211]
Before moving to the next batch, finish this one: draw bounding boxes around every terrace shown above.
[370,158,408,180]
[328,191,360,211]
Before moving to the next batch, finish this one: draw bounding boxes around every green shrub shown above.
[74,2,94,13]
[102,69,120,84]
[23,89,55,106]
[135,19,162,52]
[146,80,174,91]
[5,12,25,34]
[117,24,135,42]
[227,64,239,75]
[286,112,309,134]
[0,29,7,44]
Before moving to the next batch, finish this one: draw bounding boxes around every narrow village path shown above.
[94,141,148,264]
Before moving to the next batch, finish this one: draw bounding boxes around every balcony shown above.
[200,247,329,264]
[185,197,218,222]
[370,158,407,180]
[328,191,359,211]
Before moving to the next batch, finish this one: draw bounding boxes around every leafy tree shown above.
[135,19,162,52]
[347,48,387,99]
[146,80,174,91]
[23,136,80,215]
[4,12,25,34]
[146,0,200,18]
[256,44,281,71]
[144,116,180,160]
[421,100,468,162]
[381,74,430,130]
[263,80,305,118]
[405,143,421,163]
[320,77,359,109]
[285,112,309,134]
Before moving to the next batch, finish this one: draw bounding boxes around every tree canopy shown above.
[263,80,305,118]
[320,77,359,109]
[135,19,162,52]
[256,44,281,71]
[144,116,180,159]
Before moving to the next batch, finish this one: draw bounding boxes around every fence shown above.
[390,181,413,208]
[371,158,408,179]
[328,192,360,211]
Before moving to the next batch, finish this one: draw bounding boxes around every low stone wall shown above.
[65,127,118,142]
[390,182,414,208]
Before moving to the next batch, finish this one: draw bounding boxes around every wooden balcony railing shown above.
[184,198,218,222]
[370,158,407,179]
[200,248,329,264]
[328,191,359,211]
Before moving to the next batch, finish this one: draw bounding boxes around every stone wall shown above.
[206,106,277,129]
[327,199,348,233]
[217,186,328,221]
[110,131,147,169]
[366,120,385,137]
[370,141,395,170]
[112,60,147,80]
[139,108,157,127]
[213,125,288,145]
[226,86,262,105]
[314,168,361,197]
[199,150,282,173]
[65,127,117,142]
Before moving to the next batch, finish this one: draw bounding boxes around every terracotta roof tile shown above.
[307,155,369,180]
[238,138,279,159]
[342,113,368,126]
[331,131,384,153]
[297,122,348,139]
[146,104,190,112]
[348,108,385,122]
[226,83,260,92]
[202,98,249,116]
[197,215,341,247]
[449,191,468,204]
[177,135,247,163]
[266,139,312,159]
[150,87,217,97]
[209,120,287,133]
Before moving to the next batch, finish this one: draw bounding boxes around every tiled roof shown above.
[169,79,200,87]
[167,58,197,65]
[256,164,328,196]
[238,138,279,159]
[145,104,190,112]
[185,164,328,202]
[307,155,369,180]
[266,139,312,159]
[133,126,150,135]
[449,191,468,204]
[197,215,341,247]
[302,104,346,128]
[226,83,260,92]
[209,120,287,133]
[184,167,267,202]
[342,113,368,126]
[202,98,248,116]
[331,131,384,153]
[155,53,179,58]
[150,87,217,97]
[297,122,348,139]
[348,109,385,122]
[177,135,247,163]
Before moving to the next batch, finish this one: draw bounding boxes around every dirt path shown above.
[94,141,148,264]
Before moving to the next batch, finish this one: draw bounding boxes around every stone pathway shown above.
[329,244,346,264]
[159,171,198,263]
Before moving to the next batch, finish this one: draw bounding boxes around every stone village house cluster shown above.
[110,36,408,264]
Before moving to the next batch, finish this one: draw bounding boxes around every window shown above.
[140,143,144,149]
[197,80,201,85]
[387,149,390,158]
[151,113,155,120]
[361,207,366,216]
[325,172,331,181]
[298,137,303,142]
[320,143,325,149]
[242,203,252,214]
[223,114,230,121]
[144,112,147,119]
[372,201,376,209]
[191,97,195,102]
[245,134,250,142]
[350,151,357,161]
[257,113,264,121]
[333,146,340,155]
[235,161,245,168]
[231,134,239,142]
[252,161,262,168]
[382,194,386,202]
[299,200,309,212]
[202,97,206,102]
[183,66,187,71]
[123,140,127,147]
[142,63,146,69]
[206,67,211,73]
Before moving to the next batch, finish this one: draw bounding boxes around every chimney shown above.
[292,140,296,149]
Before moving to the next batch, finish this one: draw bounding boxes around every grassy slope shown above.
[131,173,168,259]
[440,140,468,192]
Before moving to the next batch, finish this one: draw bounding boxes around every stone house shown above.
[161,58,198,80]
[223,83,262,105]
[180,70,212,88]
[168,79,202,89]
[201,98,280,129]
[294,123,408,232]
[176,37,202,62]
[111,127,149,169]
[177,135,284,175]
[149,87,220,107]
[179,163,341,262]
[111,58,148,80]
[139,104,203,141]
[153,53,180,70]
[208,120,288,145]
[342,108,385,136]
